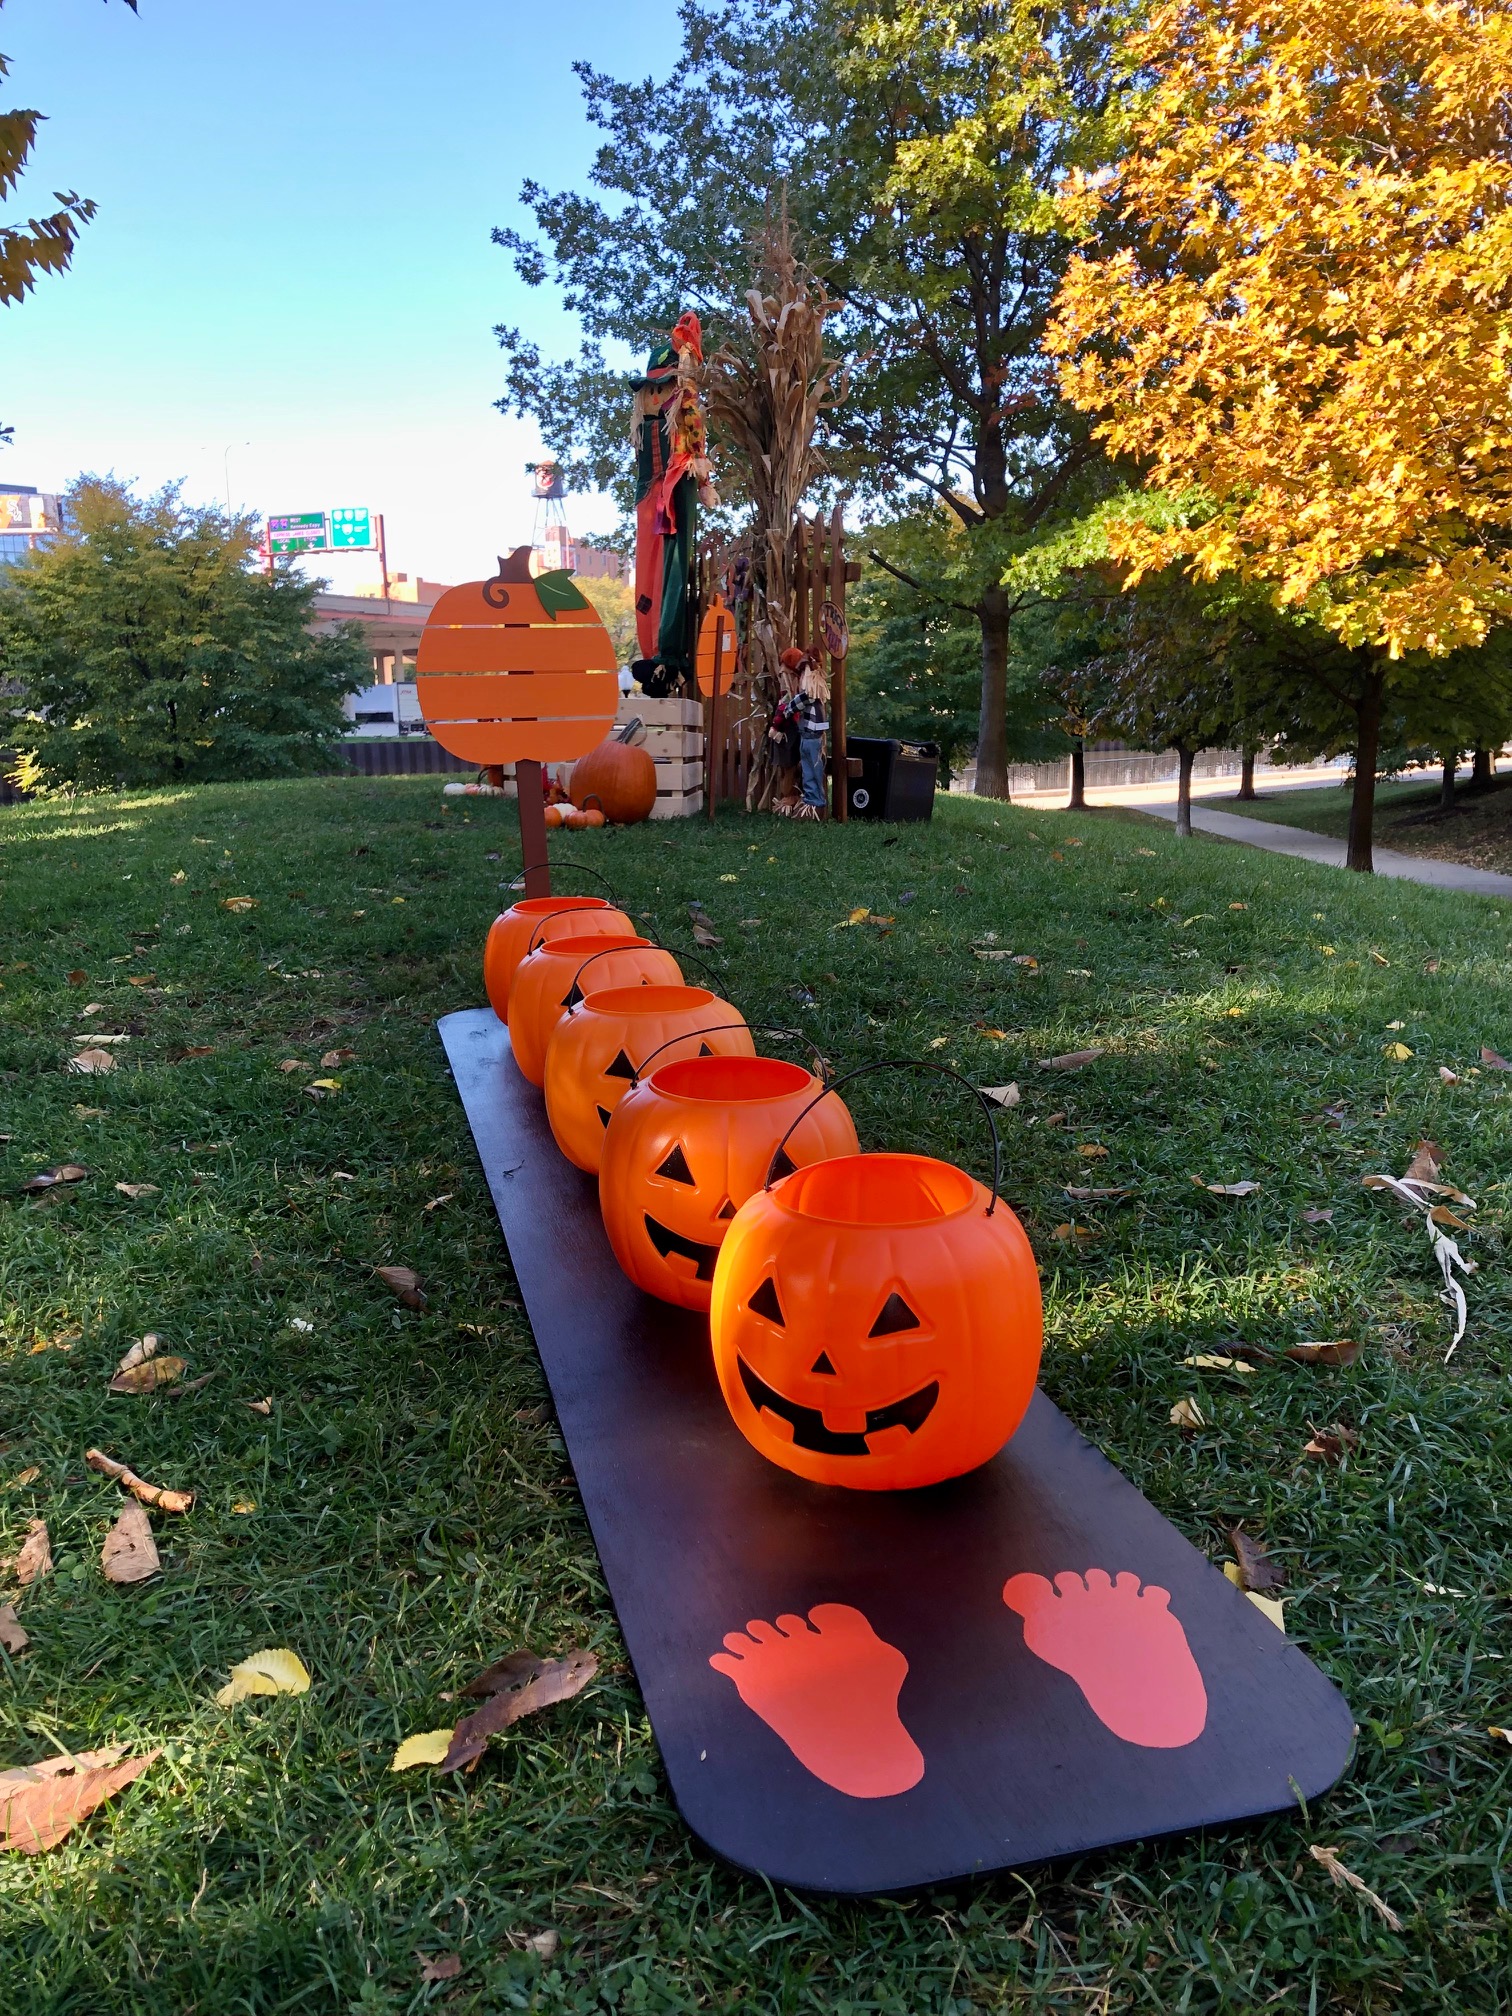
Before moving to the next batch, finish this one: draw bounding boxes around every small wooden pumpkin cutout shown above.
[416,548,618,766]
[600,1052,858,1309]
[508,935,682,1087]
[710,1149,1042,1491]
[695,593,737,698]
[484,896,633,1021]
[544,987,754,1175]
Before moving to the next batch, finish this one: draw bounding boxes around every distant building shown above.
[570,543,626,581]
[0,486,63,567]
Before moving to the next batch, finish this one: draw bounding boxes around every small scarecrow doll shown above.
[771,645,829,819]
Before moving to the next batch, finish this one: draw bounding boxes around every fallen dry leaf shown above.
[1285,1339,1361,1367]
[115,1327,162,1369]
[11,1520,51,1586]
[376,1264,426,1311]
[126,974,155,988]
[1403,1140,1443,1184]
[109,1356,187,1395]
[1430,1203,1473,1231]
[514,1929,561,1959]
[1065,1184,1131,1202]
[423,1193,454,1212]
[981,1083,1020,1108]
[168,1045,214,1062]
[1439,1066,1461,1085]
[1240,1588,1286,1631]
[974,1023,1009,1039]
[390,1729,455,1772]
[692,922,722,948]
[1182,1354,1255,1375]
[1227,1526,1284,1592]
[21,1164,89,1194]
[220,896,258,913]
[1076,1143,1109,1160]
[67,1049,117,1076]
[85,1449,193,1514]
[73,1106,105,1119]
[114,1183,159,1200]
[164,1371,217,1398]
[319,1048,356,1069]
[1040,1048,1103,1070]
[101,1502,160,1585]
[1383,1041,1414,1061]
[417,1954,463,1984]
[277,1059,308,1074]
[1303,1423,1359,1464]
[305,1078,341,1096]
[0,1746,160,1855]
[1308,1844,1403,1932]
[0,1605,27,1654]
[7,1469,40,1489]
[1199,1178,1261,1197]
[243,1398,272,1416]
[215,1647,311,1708]
[1302,1207,1334,1224]
[1051,1221,1096,1243]
[1169,1397,1206,1430]
[67,969,87,986]
[442,1649,598,1773]
[1481,1045,1511,1070]
[972,947,1013,961]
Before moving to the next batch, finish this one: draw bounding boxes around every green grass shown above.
[1235,776,1512,877]
[2,776,1511,2014]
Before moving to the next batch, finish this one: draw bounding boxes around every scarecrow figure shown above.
[770,645,828,818]
[632,311,718,681]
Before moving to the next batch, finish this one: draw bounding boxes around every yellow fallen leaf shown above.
[221,897,258,913]
[231,1500,256,1515]
[1051,1222,1096,1243]
[109,1356,187,1395]
[390,1729,455,1772]
[1169,1396,1206,1429]
[1488,1727,1512,1746]
[1320,944,1336,956]
[1245,1590,1286,1631]
[308,1077,341,1092]
[1076,1144,1109,1160]
[1182,1354,1255,1374]
[1383,1042,1414,1061]
[215,1647,311,1707]
[7,1469,41,1488]
[1369,950,1390,967]
[170,870,186,883]
[928,1037,948,1050]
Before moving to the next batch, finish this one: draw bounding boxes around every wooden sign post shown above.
[416,548,618,897]
[695,592,738,821]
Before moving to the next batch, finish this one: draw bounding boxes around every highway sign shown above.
[330,506,375,551]
[268,511,328,556]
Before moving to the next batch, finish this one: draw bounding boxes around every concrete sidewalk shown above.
[1135,800,1512,897]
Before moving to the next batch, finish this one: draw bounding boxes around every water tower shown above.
[528,460,575,575]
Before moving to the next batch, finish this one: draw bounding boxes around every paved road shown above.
[1136,800,1512,898]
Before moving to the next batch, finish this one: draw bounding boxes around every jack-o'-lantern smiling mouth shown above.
[737,1359,939,1456]
[644,1214,721,1282]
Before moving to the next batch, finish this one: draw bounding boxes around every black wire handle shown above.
[556,935,685,1011]
[628,1022,828,1088]
[506,859,620,902]
[524,899,639,955]
[762,1059,1002,1215]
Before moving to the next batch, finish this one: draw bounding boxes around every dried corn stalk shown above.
[706,209,847,809]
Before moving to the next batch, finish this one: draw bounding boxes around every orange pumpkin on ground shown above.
[710,1153,1042,1491]
[508,935,682,1087]
[544,987,754,1176]
[570,733,658,825]
[484,896,633,1021]
[416,549,618,767]
[600,1053,858,1308]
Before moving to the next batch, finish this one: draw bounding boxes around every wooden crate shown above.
[617,694,705,818]
[650,788,704,820]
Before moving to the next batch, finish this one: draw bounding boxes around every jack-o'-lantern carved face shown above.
[544,988,754,1175]
[507,935,682,1087]
[709,1153,1042,1491]
[599,1055,859,1310]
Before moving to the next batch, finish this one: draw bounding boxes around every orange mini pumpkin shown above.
[484,896,633,1021]
[710,1152,1042,1491]
[544,987,753,1175]
[508,935,682,1087]
[600,1053,858,1309]
[416,548,618,766]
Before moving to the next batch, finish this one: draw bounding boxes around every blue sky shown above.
[1,0,648,585]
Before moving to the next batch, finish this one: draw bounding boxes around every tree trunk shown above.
[1067,742,1086,810]
[1236,747,1257,800]
[973,586,1011,799]
[1440,753,1457,809]
[1473,746,1495,788]
[1174,744,1196,837]
[1345,668,1386,872]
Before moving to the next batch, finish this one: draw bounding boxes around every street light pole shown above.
[224,441,249,513]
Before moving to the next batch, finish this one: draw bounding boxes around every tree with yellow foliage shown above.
[1047,0,1512,867]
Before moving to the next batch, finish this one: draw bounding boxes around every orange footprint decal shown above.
[1003,1569,1208,1749]
[709,1603,925,1798]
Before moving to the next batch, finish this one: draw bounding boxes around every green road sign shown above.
[268,511,328,556]
[330,506,375,551]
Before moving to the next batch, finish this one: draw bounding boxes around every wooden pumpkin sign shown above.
[417,547,617,896]
[694,593,737,699]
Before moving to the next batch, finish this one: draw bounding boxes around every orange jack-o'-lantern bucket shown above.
[544,991,755,1176]
[599,1032,859,1309]
[709,1061,1042,1491]
[508,935,682,1088]
[484,892,633,1021]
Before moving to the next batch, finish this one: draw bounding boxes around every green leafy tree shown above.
[494,0,1137,797]
[0,476,367,790]
[2,0,137,443]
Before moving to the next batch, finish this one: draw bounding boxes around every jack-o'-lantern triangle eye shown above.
[603,1048,637,1080]
[811,1351,836,1375]
[655,1144,696,1185]
[869,1291,920,1337]
[698,1041,714,1056]
[749,1276,785,1325]
[596,1106,613,1128]
[564,982,584,1007]
[769,1146,797,1180]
